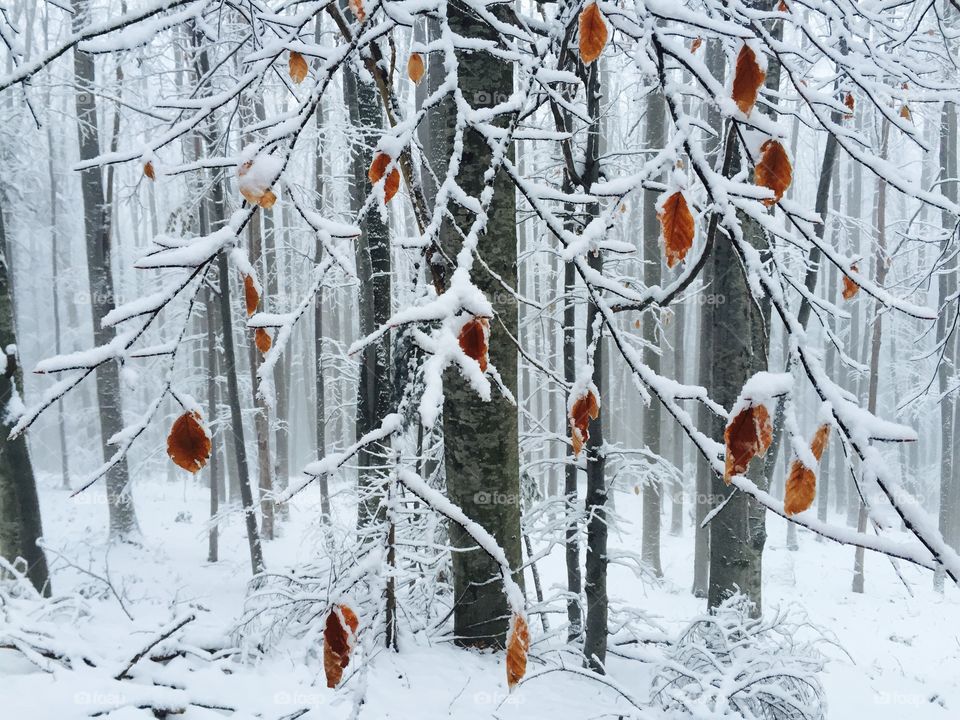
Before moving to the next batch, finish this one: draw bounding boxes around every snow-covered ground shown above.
[2,474,958,719]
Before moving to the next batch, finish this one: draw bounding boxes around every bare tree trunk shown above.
[71,0,139,540]
[440,6,523,648]
[581,61,608,672]
[853,120,891,594]
[0,201,50,595]
[936,99,959,591]
[641,89,665,577]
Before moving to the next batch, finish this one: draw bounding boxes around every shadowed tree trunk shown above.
[342,3,392,532]
[71,0,139,540]
[0,200,50,595]
[438,5,523,648]
[641,89,665,577]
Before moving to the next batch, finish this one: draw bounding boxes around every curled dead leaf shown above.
[349,0,365,22]
[255,327,272,354]
[578,3,608,65]
[723,404,772,484]
[368,152,400,204]
[844,92,855,119]
[143,161,155,180]
[690,37,703,53]
[238,160,278,209]
[732,44,765,115]
[167,411,211,473]
[755,140,792,206]
[506,614,530,689]
[784,462,816,516]
[841,263,860,300]
[658,191,695,268]
[243,274,260,317]
[570,389,600,457]
[783,423,830,515]
[288,51,308,84]
[324,604,359,688]
[458,316,489,372]
[407,52,425,85]
[900,104,912,121]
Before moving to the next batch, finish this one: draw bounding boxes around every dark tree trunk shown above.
[71,0,139,540]
[0,201,50,595]
[438,6,523,648]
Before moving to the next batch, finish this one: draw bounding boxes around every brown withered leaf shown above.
[900,104,912,121]
[784,461,816,516]
[368,152,400,204]
[732,44,765,115]
[658,191,694,268]
[755,140,792,206]
[844,92,855,119]
[407,52,425,85]
[506,614,530,689]
[143,161,155,180]
[238,160,278,209]
[255,327,272,354]
[289,51,308,84]
[578,3,607,65]
[570,389,600,458]
[324,604,359,688]
[458,316,489,372]
[841,263,860,300]
[243,274,260,317]
[723,404,772,484]
[349,0,365,22]
[810,423,830,461]
[783,423,830,515]
[777,0,788,10]
[690,37,703,53]
[167,411,211,473]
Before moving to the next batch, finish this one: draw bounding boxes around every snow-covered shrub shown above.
[651,595,825,720]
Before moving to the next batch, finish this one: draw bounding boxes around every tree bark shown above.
[439,6,523,648]
[0,201,50,595]
[71,0,140,539]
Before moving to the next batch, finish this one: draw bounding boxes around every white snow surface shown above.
[2,474,957,720]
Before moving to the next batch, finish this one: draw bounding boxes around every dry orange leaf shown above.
[755,140,792,206]
[243,274,260,317]
[349,0,365,22]
[324,604,359,688]
[843,92,855,119]
[732,44,765,115]
[658,191,695,268]
[289,51,308,84]
[143,161,155,180]
[784,462,816,516]
[407,52,425,85]
[690,37,703,53]
[167,411,211,473]
[570,389,600,457]
[458,316,490,372]
[506,614,530,689]
[578,3,607,65]
[255,327,272,354]
[777,0,788,10]
[784,423,830,515]
[368,152,400,204]
[900,104,912,121]
[841,263,860,300]
[238,160,278,209]
[723,404,772,484]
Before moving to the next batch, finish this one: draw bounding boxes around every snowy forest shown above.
[0,0,959,717]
